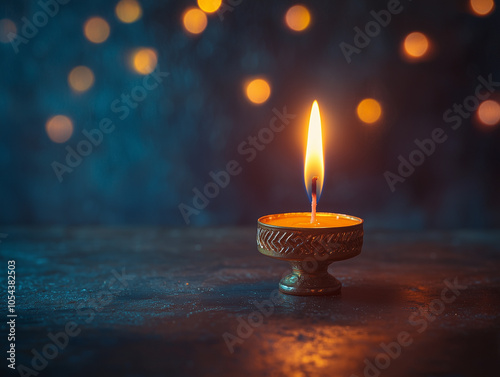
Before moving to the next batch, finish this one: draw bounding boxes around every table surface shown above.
[3,227,500,377]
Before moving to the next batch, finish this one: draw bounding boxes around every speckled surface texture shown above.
[3,227,500,376]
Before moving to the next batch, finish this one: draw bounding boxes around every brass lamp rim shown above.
[257,212,364,231]
[257,212,363,260]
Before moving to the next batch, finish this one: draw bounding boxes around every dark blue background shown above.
[1,0,499,228]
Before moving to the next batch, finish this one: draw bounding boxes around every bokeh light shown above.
[132,48,158,74]
[469,0,495,16]
[403,32,429,59]
[84,17,110,43]
[357,98,382,124]
[115,0,142,23]
[182,8,207,35]
[197,0,222,13]
[0,19,16,43]
[285,5,311,32]
[477,100,500,126]
[245,78,271,104]
[46,115,74,143]
[68,66,95,92]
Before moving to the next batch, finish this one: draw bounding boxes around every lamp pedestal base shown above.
[279,261,341,296]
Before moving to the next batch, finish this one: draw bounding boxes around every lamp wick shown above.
[310,176,318,224]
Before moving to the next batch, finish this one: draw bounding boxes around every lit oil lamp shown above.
[257,101,364,296]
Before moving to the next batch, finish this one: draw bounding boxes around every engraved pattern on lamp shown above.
[256,227,363,257]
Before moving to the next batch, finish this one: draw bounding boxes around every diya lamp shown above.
[257,101,364,296]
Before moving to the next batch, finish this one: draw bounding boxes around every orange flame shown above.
[304,100,324,200]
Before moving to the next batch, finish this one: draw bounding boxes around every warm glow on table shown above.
[285,5,311,31]
[403,32,429,59]
[469,0,495,16]
[84,17,110,44]
[182,8,208,35]
[197,0,222,13]
[46,115,74,143]
[357,98,382,124]
[132,48,158,74]
[68,66,95,92]
[115,0,142,23]
[245,78,271,104]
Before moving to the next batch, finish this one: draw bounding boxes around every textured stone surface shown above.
[2,227,500,376]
